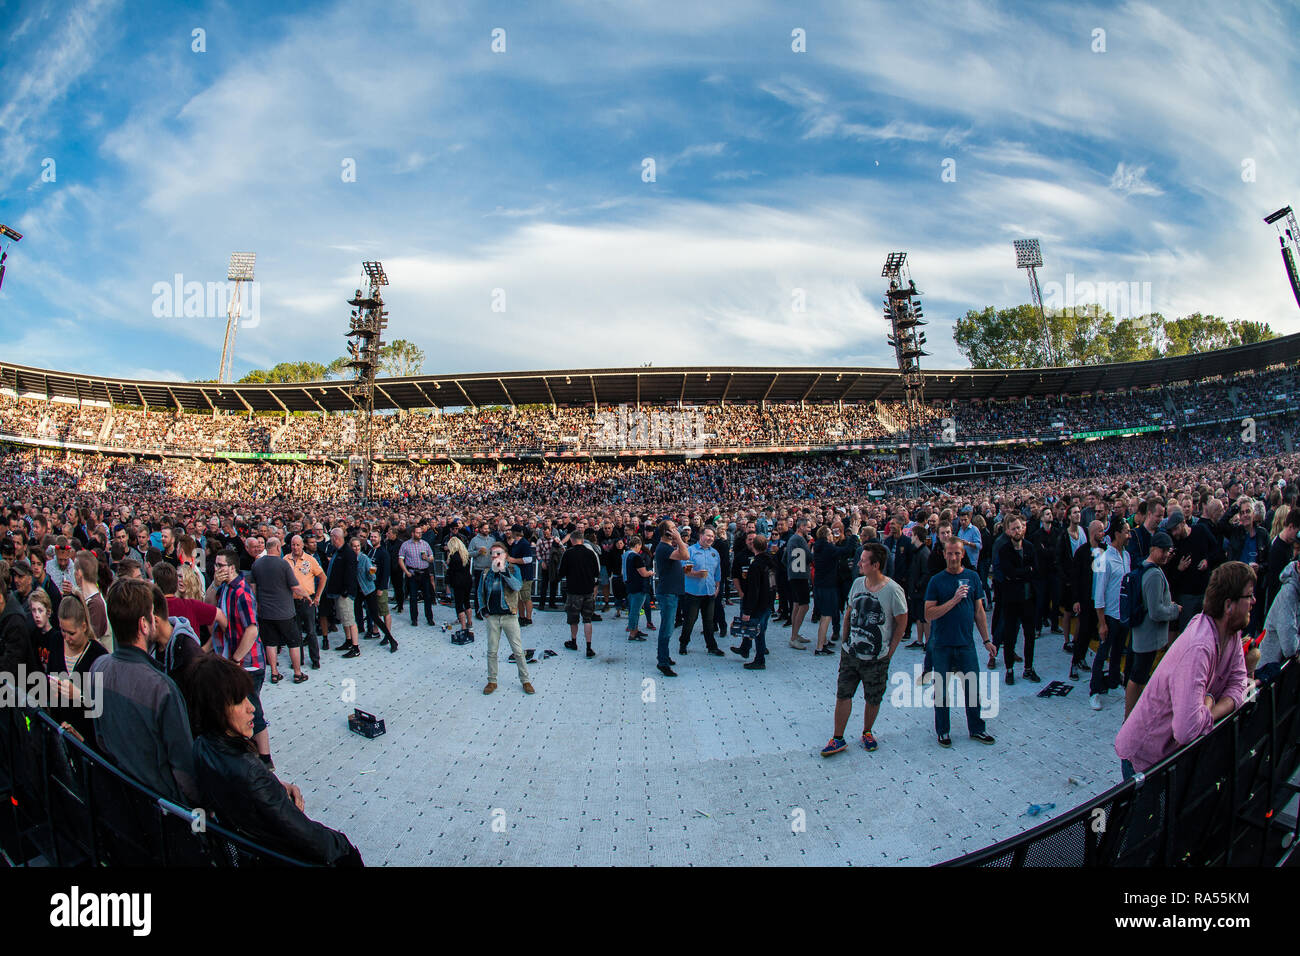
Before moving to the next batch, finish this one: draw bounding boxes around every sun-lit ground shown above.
[263,603,1122,865]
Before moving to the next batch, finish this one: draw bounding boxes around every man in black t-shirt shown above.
[559,535,600,657]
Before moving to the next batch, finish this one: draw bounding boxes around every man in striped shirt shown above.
[212,547,273,768]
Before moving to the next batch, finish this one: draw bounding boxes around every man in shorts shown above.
[559,529,600,657]
[820,543,908,756]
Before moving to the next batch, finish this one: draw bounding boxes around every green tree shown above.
[379,338,425,377]
[1163,313,1231,356]
[1228,320,1276,347]
[238,361,328,384]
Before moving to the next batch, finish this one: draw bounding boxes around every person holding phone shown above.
[477,543,534,695]
[924,537,996,748]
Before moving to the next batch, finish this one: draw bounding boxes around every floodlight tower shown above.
[0,224,23,293]
[1264,206,1300,312]
[882,252,931,474]
[1013,239,1056,366]
[218,252,257,383]
[345,260,389,500]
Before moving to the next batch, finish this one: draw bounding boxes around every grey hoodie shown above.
[1130,560,1181,653]
[1260,561,1300,667]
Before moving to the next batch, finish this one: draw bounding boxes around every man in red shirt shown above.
[152,561,226,652]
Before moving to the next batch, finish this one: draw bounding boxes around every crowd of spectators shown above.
[4,361,1298,459]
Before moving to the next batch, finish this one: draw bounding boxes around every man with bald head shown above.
[251,535,311,683]
[1068,520,1106,682]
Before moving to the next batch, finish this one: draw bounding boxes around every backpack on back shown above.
[1119,563,1149,629]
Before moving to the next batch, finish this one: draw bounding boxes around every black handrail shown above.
[1,702,313,867]
[943,659,1300,866]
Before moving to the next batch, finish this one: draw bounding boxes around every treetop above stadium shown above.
[3,331,1298,414]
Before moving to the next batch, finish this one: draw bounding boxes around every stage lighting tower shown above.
[218,252,257,383]
[1264,206,1300,312]
[882,252,930,473]
[345,260,389,499]
[0,224,23,294]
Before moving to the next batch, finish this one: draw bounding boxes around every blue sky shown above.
[1,0,1298,382]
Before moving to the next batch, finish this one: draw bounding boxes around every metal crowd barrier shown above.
[0,703,312,867]
[945,659,1300,866]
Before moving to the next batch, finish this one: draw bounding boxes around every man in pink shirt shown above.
[1115,562,1253,779]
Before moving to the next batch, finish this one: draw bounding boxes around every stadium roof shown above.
[3,333,1298,413]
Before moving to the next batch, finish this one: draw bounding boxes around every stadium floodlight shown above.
[227,252,256,281]
[1264,205,1300,312]
[0,224,22,293]
[218,251,257,383]
[1013,239,1043,269]
[1013,238,1055,366]
[882,252,908,279]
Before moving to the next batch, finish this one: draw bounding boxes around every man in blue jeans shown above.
[653,520,689,676]
[734,533,778,671]
[924,537,997,747]
[1090,524,1132,711]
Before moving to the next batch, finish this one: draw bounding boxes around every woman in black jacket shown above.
[187,655,362,866]
[445,535,474,636]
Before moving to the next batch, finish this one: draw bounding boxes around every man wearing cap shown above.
[1125,531,1182,719]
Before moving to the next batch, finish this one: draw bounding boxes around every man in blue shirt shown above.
[680,526,723,656]
[924,537,997,748]
[956,507,982,569]
[653,521,690,676]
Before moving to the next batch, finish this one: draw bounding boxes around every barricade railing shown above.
[944,659,1300,866]
[0,702,312,867]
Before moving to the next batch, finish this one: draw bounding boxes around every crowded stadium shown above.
[2,5,1298,920]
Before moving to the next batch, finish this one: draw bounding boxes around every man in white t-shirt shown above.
[820,543,907,756]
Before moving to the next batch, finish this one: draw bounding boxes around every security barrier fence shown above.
[945,659,1300,866]
[0,700,311,867]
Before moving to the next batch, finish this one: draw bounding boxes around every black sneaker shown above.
[1005,669,1015,685]
[730,645,749,658]
[342,646,359,658]
[743,660,766,670]
[1022,668,1041,683]
[937,734,952,748]
[564,639,578,651]
[969,731,996,745]
[678,646,689,655]
[586,646,596,658]
[627,634,647,642]
[708,648,725,657]
[1069,663,1080,681]
[657,664,677,677]
[322,637,330,650]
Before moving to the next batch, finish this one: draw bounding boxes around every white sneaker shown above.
[1090,693,1103,711]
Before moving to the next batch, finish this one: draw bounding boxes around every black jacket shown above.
[742,551,777,617]
[0,593,38,675]
[324,545,358,599]
[994,537,1037,604]
[193,733,360,866]
[1071,540,1097,612]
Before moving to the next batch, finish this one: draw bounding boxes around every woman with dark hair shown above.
[188,655,363,866]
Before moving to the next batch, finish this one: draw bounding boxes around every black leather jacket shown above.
[193,733,360,866]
